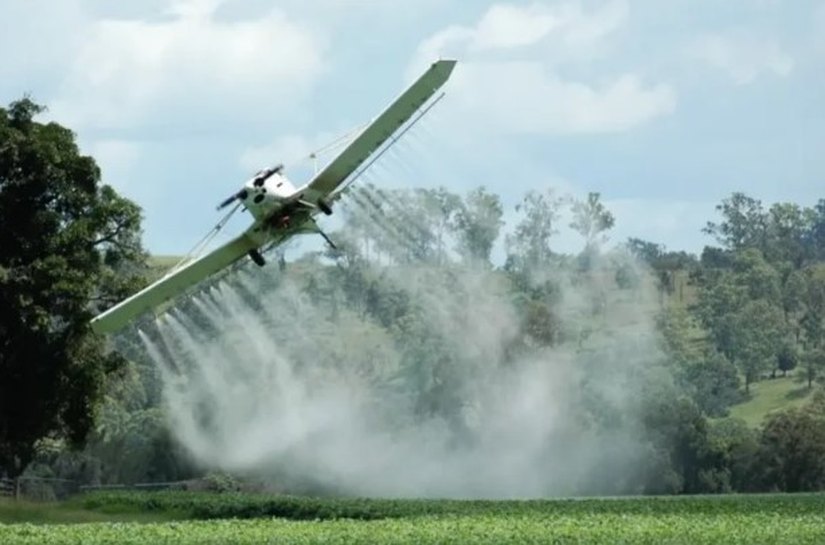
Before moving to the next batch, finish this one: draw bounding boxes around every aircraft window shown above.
[277,182,283,187]
[253,194,265,204]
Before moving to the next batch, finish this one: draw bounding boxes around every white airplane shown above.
[90,59,457,335]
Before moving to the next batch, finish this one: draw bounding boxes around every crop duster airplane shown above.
[90,59,457,335]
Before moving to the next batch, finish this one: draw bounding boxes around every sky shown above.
[1,0,822,258]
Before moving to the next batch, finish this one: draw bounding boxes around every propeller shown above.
[252,163,284,187]
[216,163,283,210]
[217,189,248,211]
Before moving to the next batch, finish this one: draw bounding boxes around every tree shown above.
[782,270,807,339]
[639,395,713,494]
[681,352,741,417]
[805,199,825,260]
[505,188,565,272]
[703,192,768,252]
[452,186,503,265]
[765,202,812,268]
[732,249,781,304]
[730,300,786,394]
[413,187,460,264]
[0,98,146,477]
[706,418,759,492]
[800,349,825,390]
[570,192,615,249]
[755,392,825,492]
[776,341,799,377]
[626,238,665,266]
[694,270,746,362]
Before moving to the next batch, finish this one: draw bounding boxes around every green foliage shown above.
[0,98,147,477]
[505,188,565,269]
[6,493,825,544]
[452,186,503,264]
[202,472,243,493]
[754,392,825,491]
[570,192,615,271]
[70,489,825,520]
[731,299,786,392]
[681,352,741,417]
[705,418,759,492]
[703,192,769,252]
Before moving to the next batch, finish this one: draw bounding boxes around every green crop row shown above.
[75,490,825,521]
[3,510,825,545]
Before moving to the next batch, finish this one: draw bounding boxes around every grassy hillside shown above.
[729,376,815,427]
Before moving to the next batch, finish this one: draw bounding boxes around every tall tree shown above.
[765,202,811,268]
[0,98,146,477]
[703,192,768,252]
[731,300,786,394]
[414,187,460,264]
[800,265,825,387]
[570,192,615,249]
[806,199,825,261]
[626,238,665,266]
[505,188,565,269]
[756,392,825,492]
[452,186,503,265]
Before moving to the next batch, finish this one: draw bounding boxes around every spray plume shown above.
[122,122,674,498]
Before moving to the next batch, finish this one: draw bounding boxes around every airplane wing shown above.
[300,59,457,203]
[90,229,269,335]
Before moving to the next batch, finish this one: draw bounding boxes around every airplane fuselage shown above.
[241,169,300,222]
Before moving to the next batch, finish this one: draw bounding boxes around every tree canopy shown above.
[0,98,147,477]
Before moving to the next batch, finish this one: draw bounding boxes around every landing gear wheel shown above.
[248,249,266,267]
[317,198,333,216]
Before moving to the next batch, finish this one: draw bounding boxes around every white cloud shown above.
[448,61,675,134]
[688,31,793,85]
[49,1,326,130]
[471,4,563,50]
[413,0,628,71]
[410,1,674,135]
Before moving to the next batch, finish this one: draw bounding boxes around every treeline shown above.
[3,97,825,496]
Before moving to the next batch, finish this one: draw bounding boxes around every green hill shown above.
[728,375,815,427]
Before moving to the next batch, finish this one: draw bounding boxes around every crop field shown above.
[2,492,825,544]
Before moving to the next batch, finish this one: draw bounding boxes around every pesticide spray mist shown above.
[127,114,673,497]
[130,180,670,498]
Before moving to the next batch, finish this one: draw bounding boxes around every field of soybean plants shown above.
[2,491,825,544]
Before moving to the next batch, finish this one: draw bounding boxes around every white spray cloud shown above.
[132,186,670,498]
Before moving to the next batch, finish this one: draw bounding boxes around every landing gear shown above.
[317,198,333,216]
[318,230,337,250]
[248,249,266,267]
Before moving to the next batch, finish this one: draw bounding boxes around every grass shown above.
[729,375,814,427]
[3,492,825,544]
[0,498,177,525]
[148,255,183,269]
